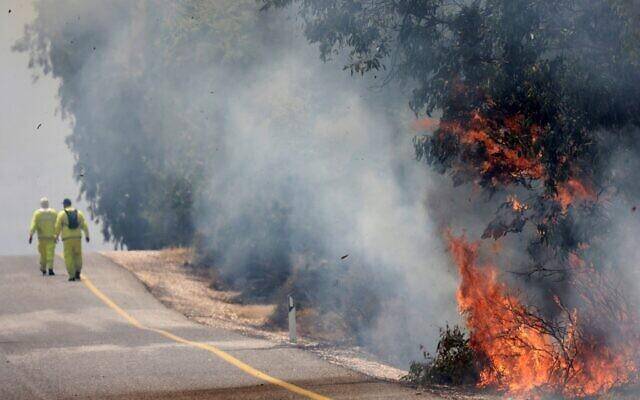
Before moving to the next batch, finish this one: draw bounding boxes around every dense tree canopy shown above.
[265,0,640,276]
[261,2,640,395]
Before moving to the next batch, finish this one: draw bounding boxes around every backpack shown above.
[65,209,80,229]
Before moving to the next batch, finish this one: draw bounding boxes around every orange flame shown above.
[412,117,440,132]
[421,112,599,211]
[507,195,528,212]
[555,178,596,211]
[458,112,545,182]
[448,233,556,394]
[430,111,545,186]
[447,233,640,398]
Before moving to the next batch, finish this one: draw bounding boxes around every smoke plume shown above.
[15,0,461,365]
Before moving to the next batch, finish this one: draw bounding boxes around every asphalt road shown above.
[0,253,432,399]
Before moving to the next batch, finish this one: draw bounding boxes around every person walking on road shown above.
[55,198,90,281]
[29,197,58,276]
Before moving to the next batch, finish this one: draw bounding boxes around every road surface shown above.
[0,254,429,399]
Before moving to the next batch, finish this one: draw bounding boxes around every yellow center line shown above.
[81,275,331,400]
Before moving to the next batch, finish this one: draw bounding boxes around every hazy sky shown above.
[1,0,107,255]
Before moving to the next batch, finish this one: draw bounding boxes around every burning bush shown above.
[403,325,479,387]
[266,0,640,396]
[448,233,640,398]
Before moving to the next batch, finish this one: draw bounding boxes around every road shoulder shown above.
[99,250,492,400]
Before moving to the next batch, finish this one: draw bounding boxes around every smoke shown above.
[0,1,106,255]
[225,0,640,395]
[16,0,460,365]
[188,13,461,365]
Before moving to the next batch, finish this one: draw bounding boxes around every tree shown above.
[264,0,640,279]
[263,1,640,394]
[15,0,275,249]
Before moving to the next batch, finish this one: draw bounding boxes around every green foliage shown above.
[402,325,479,386]
[265,0,640,277]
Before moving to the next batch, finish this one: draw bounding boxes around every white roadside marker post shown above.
[288,294,297,344]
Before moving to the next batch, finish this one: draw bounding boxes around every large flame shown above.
[447,233,640,398]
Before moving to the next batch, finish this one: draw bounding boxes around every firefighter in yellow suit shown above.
[29,197,58,276]
[55,199,90,281]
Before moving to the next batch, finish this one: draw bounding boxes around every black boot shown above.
[74,271,81,281]
[41,270,46,276]
[68,277,76,281]
[48,269,55,276]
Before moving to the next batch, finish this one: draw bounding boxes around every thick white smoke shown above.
[15,0,461,365]
[195,43,460,364]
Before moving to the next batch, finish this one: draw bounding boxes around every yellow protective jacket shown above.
[29,208,58,240]
[55,207,90,241]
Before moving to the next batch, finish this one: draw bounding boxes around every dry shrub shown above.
[403,325,479,387]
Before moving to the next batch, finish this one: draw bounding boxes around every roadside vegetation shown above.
[16,1,640,397]
[403,325,478,387]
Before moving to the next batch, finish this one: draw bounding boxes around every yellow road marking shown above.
[81,275,330,400]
